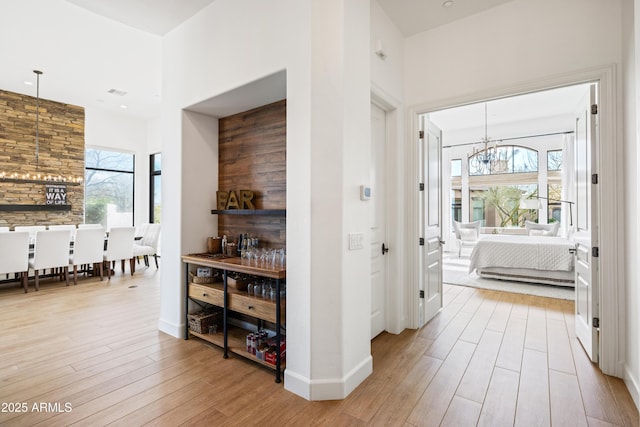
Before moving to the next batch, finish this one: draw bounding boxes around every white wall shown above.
[404,0,637,408]
[84,108,150,226]
[159,0,373,401]
[624,0,640,409]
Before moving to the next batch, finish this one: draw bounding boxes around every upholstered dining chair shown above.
[103,226,136,279]
[0,231,30,292]
[452,220,482,258]
[69,227,105,284]
[0,226,10,232]
[29,229,72,290]
[48,224,77,242]
[133,223,161,268]
[14,225,47,243]
[78,223,103,229]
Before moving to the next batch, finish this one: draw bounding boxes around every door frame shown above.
[405,65,622,377]
[371,84,404,335]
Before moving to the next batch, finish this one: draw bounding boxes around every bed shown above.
[468,234,575,287]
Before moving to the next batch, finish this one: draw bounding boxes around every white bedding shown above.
[469,234,575,286]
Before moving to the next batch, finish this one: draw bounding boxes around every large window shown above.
[150,153,161,223]
[85,148,134,228]
[470,184,538,227]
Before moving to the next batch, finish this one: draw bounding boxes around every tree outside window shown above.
[85,149,134,228]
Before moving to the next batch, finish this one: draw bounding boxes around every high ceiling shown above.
[3,0,576,128]
[376,0,516,37]
[64,0,217,36]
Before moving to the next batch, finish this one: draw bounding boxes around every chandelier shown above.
[468,103,508,174]
[0,70,83,185]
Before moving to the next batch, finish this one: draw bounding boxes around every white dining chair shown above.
[29,229,72,290]
[133,223,161,268]
[104,226,135,279]
[69,227,105,284]
[48,224,78,242]
[0,231,30,292]
[14,225,47,243]
[78,223,103,229]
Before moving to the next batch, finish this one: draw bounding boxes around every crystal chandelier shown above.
[468,103,508,174]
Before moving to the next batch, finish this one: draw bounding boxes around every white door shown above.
[574,84,599,362]
[418,115,443,327]
[370,103,387,339]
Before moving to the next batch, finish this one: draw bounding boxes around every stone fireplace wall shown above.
[0,89,85,228]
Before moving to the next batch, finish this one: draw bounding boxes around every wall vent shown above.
[107,88,127,96]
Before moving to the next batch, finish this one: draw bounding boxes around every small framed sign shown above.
[45,184,68,205]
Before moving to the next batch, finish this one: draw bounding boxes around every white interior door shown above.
[418,115,443,327]
[574,84,599,362]
[370,103,387,339]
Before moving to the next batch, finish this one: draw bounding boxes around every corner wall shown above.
[160,0,373,401]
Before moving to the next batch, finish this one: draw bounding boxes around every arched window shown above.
[468,145,538,176]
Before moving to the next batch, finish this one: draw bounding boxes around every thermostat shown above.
[360,185,371,201]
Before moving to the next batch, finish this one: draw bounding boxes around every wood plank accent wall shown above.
[217,99,286,247]
[0,90,84,228]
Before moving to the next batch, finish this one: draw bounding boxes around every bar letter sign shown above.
[45,184,68,205]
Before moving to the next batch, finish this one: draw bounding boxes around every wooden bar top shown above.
[182,253,286,279]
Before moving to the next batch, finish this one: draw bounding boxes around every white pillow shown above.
[529,229,554,237]
[459,228,477,242]
[525,220,559,236]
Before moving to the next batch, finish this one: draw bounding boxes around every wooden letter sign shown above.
[216,189,255,210]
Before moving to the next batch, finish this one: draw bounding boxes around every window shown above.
[470,184,538,227]
[451,159,462,177]
[451,189,461,223]
[85,148,134,228]
[547,183,562,223]
[548,150,563,171]
[468,145,538,176]
[150,153,161,223]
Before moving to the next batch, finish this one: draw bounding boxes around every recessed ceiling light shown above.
[24,81,33,86]
[442,0,455,8]
[120,105,128,109]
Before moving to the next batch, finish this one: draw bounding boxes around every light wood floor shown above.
[0,268,637,426]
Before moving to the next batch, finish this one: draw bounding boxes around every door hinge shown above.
[592,173,598,184]
[593,317,600,328]
[592,247,599,258]
[419,290,425,299]
[591,104,598,115]
[419,237,425,246]
[419,183,424,191]
[419,130,424,139]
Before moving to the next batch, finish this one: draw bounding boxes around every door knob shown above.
[382,243,389,255]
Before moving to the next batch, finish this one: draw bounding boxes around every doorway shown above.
[408,68,621,375]
[370,102,388,339]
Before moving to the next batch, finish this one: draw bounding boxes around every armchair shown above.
[452,220,481,258]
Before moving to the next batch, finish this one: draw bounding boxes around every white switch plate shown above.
[349,232,364,250]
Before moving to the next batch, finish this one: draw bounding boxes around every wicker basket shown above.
[189,271,216,284]
[188,308,222,334]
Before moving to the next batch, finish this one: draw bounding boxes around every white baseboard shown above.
[284,355,373,401]
[158,317,184,339]
[624,365,640,411]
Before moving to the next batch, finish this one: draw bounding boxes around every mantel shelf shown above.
[211,209,286,216]
[0,204,72,212]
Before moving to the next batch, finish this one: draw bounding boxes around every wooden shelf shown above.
[211,209,286,216]
[0,204,72,212]
[189,325,285,371]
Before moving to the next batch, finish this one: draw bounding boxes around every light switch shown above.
[349,232,364,250]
